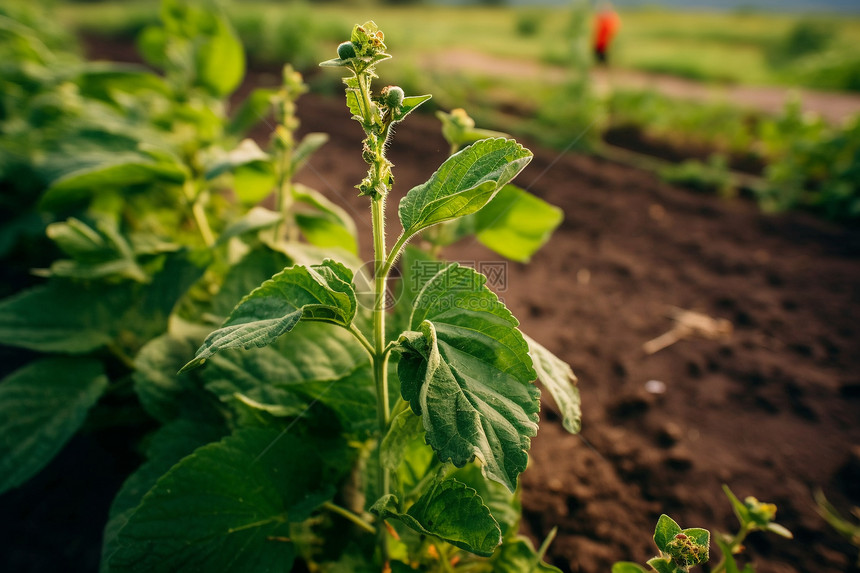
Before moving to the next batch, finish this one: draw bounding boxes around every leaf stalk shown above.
[322,501,377,535]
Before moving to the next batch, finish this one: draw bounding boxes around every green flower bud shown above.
[382,86,404,109]
[362,143,375,164]
[665,533,709,568]
[450,108,476,130]
[744,496,778,527]
[337,41,357,60]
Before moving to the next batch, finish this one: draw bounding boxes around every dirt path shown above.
[426,49,860,125]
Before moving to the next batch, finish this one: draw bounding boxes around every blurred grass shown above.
[58,2,860,91]
[612,9,860,87]
[48,1,860,218]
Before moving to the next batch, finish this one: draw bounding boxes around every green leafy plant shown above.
[0,10,581,570]
[659,154,735,198]
[612,515,710,573]
[755,112,860,219]
[613,486,792,573]
[0,0,350,555]
[132,21,579,570]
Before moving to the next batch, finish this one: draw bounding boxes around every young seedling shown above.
[613,486,792,573]
[613,515,710,573]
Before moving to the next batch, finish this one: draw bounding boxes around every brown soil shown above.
[290,94,860,573]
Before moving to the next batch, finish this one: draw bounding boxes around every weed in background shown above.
[515,10,543,38]
[613,486,792,573]
[659,154,735,198]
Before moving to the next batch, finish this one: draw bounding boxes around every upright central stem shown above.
[274,144,296,243]
[371,194,391,564]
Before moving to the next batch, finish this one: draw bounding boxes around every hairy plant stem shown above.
[349,56,405,566]
[371,193,391,564]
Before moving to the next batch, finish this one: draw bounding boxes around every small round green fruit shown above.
[382,86,404,109]
[337,41,356,60]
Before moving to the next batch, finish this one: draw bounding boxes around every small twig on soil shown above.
[643,306,732,355]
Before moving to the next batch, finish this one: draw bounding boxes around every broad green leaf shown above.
[422,217,475,248]
[0,281,131,353]
[398,138,532,239]
[77,64,170,105]
[452,464,521,538]
[379,408,425,472]
[123,249,208,344]
[372,478,501,557]
[493,536,562,572]
[292,133,329,173]
[265,239,365,275]
[102,418,227,572]
[41,155,186,211]
[645,558,678,573]
[205,139,270,181]
[228,87,276,138]
[390,246,439,337]
[0,250,203,354]
[196,18,244,96]
[380,408,435,497]
[0,358,108,494]
[216,207,282,246]
[295,213,358,254]
[202,322,374,436]
[42,257,146,283]
[722,484,751,525]
[133,334,206,423]
[41,218,147,282]
[342,76,367,122]
[107,428,331,572]
[524,334,581,434]
[654,514,683,552]
[611,563,648,573]
[276,367,376,436]
[294,184,358,241]
[234,161,277,205]
[46,217,111,258]
[210,247,290,319]
[293,185,358,254]
[181,260,356,371]
[396,264,539,492]
[474,185,563,263]
[681,527,710,549]
[137,25,167,69]
[392,94,432,123]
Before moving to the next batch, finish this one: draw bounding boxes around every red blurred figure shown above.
[593,2,621,65]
